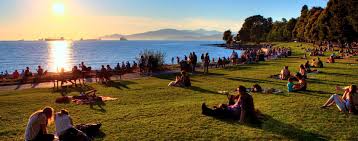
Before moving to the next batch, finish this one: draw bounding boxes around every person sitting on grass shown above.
[287,77,295,92]
[301,53,307,59]
[316,58,324,68]
[25,107,55,141]
[168,75,182,87]
[293,75,307,91]
[326,56,335,63]
[321,85,358,113]
[55,109,90,141]
[280,66,291,80]
[304,61,311,73]
[202,85,259,124]
[311,58,323,68]
[180,71,191,87]
[299,64,307,79]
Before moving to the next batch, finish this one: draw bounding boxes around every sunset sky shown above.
[0,0,327,40]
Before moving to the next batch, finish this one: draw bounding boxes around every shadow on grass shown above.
[186,86,218,94]
[293,90,334,98]
[261,115,328,140]
[319,71,358,78]
[194,71,227,76]
[223,63,267,71]
[335,62,355,65]
[154,73,177,81]
[90,104,106,113]
[92,130,106,141]
[211,114,328,140]
[308,78,348,86]
[228,77,283,86]
[106,80,137,89]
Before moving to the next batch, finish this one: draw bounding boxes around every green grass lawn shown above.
[0,42,357,140]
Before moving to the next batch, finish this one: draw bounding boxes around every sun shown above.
[52,3,65,16]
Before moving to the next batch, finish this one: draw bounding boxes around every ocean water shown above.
[0,40,237,72]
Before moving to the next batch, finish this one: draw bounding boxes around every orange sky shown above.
[0,0,326,40]
[0,0,240,40]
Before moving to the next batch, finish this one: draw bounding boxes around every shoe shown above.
[320,105,327,109]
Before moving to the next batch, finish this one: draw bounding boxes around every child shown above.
[287,77,295,92]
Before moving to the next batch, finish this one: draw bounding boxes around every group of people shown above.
[292,42,358,114]
[279,64,312,93]
[0,66,48,84]
[25,107,93,141]
[202,85,260,124]
[307,41,358,59]
[0,59,142,86]
[139,55,156,75]
[175,52,198,73]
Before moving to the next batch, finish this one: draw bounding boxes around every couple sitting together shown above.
[202,85,260,124]
[25,107,100,141]
[287,74,307,92]
[168,71,191,87]
[321,85,358,114]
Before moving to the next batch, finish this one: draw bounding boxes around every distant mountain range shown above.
[100,29,222,40]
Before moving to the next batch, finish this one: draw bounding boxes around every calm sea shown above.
[0,40,237,72]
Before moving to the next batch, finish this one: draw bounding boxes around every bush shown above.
[136,49,166,71]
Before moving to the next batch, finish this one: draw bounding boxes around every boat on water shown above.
[120,37,128,41]
[45,37,65,41]
[79,38,102,41]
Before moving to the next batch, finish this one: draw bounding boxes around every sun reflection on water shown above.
[48,41,73,72]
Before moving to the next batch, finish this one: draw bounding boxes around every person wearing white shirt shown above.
[55,109,90,141]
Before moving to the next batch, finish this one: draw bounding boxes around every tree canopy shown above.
[227,0,357,43]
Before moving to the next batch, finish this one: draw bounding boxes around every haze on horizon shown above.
[0,0,328,40]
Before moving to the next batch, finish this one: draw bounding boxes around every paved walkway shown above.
[0,70,179,91]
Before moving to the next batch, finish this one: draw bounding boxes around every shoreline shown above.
[202,43,266,50]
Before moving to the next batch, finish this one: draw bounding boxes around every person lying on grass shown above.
[25,107,55,141]
[202,85,259,124]
[55,109,90,141]
[250,84,263,93]
[279,66,291,80]
[321,85,358,114]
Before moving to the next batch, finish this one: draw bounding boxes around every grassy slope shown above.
[0,42,357,141]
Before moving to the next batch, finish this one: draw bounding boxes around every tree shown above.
[223,30,233,47]
[234,0,357,43]
[293,5,309,41]
[325,0,357,42]
[238,15,272,43]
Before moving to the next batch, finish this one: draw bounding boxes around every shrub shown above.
[136,49,166,71]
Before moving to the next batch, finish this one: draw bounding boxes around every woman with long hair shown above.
[25,107,54,141]
[321,85,358,113]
